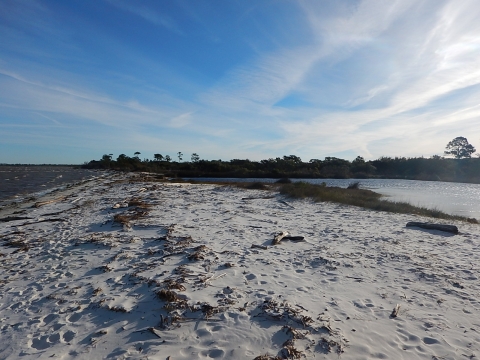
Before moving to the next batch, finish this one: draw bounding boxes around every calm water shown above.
[0,166,102,206]
[188,177,480,220]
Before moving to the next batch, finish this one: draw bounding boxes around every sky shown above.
[1,0,480,164]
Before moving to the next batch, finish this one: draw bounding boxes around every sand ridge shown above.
[1,173,479,359]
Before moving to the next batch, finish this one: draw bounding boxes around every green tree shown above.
[444,137,476,159]
[191,153,200,163]
[177,152,183,162]
[165,155,171,162]
[154,153,164,162]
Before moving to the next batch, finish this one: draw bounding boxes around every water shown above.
[187,177,480,220]
[0,166,102,207]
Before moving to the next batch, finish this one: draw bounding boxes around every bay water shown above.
[0,166,101,207]
[188,177,480,220]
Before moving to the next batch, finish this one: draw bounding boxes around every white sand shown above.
[1,173,479,359]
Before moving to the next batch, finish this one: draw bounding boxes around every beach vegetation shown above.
[246,182,268,190]
[275,177,292,184]
[278,181,478,223]
[347,181,360,189]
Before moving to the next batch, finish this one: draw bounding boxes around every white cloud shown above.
[104,0,183,35]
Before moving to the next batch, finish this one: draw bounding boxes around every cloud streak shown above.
[1,0,480,163]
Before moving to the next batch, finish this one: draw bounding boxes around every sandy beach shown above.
[1,172,479,359]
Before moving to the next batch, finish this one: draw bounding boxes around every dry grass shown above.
[156,289,182,302]
[253,355,282,360]
[112,209,149,225]
[279,182,478,223]
[127,197,151,208]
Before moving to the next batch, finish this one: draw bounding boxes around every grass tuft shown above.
[347,181,360,189]
[245,182,268,190]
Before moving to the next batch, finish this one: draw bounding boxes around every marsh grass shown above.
[278,182,478,223]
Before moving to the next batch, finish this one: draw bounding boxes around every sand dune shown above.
[1,173,479,359]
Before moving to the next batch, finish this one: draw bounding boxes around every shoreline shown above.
[1,173,479,359]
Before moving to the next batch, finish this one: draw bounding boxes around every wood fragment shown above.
[147,327,162,338]
[390,304,401,318]
[0,216,32,223]
[242,195,276,200]
[283,236,305,241]
[272,231,289,245]
[34,197,66,208]
[279,200,295,209]
[406,222,458,234]
[251,244,268,250]
[70,196,84,204]
[17,218,65,226]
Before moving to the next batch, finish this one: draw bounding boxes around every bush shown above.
[246,182,267,190]
[275,177,292,184]
[347,181,360,189]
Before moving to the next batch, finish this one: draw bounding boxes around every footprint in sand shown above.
[67,312,82,323]
[63,330,76,342]
[199,348,225,358]
[30,333,60,350]
[42,313,59,325]
[422,336,441,345]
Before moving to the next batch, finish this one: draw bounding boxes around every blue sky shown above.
[1,0,480,164]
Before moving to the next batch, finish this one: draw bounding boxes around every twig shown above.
[279,200,295,209]
[251,244,268,250]
[34,197,66,208]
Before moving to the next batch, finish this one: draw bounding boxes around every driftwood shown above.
[406,222,458,234]
[390,304,401,318]
[34,196,66,208]
[283,236,305,241]
[0,216,32,223]
[17,218,65,226]
[271,232,305,245]
[279,200,295,209]
[242,195,276,200]
[272,231,289,245]
[251,244,268,250]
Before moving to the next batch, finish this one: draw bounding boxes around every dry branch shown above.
[272,231,289,245]
[390,304,401,318]
[34,196,66,208]
[251,244,268,250]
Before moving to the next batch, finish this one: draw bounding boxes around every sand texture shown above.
[1,173,479,359]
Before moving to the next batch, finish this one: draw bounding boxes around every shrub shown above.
[347,181,360,189]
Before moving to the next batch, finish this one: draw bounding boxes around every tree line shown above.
[82,137,480,183]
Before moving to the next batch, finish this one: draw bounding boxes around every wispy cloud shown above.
[2,0,480,163]
[104,0,183,35]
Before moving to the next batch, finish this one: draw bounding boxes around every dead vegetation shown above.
[112,207,149,228]
[127,197,151,209]
[253,355,282,360]
[156,289,183,302]
[92,287,103,296]
[107,305,128,313]
[3,239,30,253]
[188,245,211,261]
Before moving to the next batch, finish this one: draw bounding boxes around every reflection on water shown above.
[189,177,480,220]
